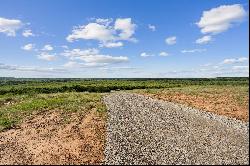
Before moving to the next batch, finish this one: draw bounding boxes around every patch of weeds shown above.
[0,92,107,131]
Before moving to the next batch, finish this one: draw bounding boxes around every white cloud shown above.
[238,57,249,62]
[159,51,169,56]
[77,54,128,64]
[37,52,56,61]
[222,57,248,64]
[63,61,78,68]
[66,18,136,47]
[61,45,69,49]
[232,65,249,70]
[140,52,154,57]
[110,66,139,70]
[63,61,107,68]
[196,35,212,44]
[0,63,65,73]
[99,41,123,48]
[200,63,212,67]
[21,43,35,51]
[22,29,34,37]
[62,48,128,65]
[114,18,136,40]
[66,23,114,42]
[196,4,247,34]
[42,44,53,51]
[95,18,113,26]
[181,49,206,53]
[148,24,156,31]
[165,36,176,45]
[62,48,99,57]
[0,17,22,36]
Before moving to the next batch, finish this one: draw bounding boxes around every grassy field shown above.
[0,77,248,95]
[0,77,248,130]
[0,77,248,164]
[0,92,106,131]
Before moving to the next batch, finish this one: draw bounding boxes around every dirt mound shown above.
[0,110,105,165]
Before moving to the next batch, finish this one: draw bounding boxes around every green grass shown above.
[0,92,106,131]
[134,84,248,93]
[0,78,248,131]
[0,78,248,95]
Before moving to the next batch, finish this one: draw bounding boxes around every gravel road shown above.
[103,93,249,165]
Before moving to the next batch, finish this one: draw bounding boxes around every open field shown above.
[0,77,249,164]
[0,92,106,164]
[134,85,249,121]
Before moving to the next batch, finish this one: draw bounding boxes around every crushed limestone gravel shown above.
[103,93,249,165]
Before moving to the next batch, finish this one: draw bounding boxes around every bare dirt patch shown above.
[143,90,249,122]
[0,109,105,165]
[137,86,249,122]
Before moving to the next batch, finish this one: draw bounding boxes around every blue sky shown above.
[0,0,249,78]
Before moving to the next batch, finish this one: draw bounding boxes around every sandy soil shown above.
[144,92,249,122]
[0,109,105,165]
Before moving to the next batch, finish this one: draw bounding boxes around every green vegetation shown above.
[0,92,106,131]
[0,77,248,95]
[0,77,248,131]
[132,84,249,121]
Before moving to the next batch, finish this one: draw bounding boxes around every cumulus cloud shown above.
[42,44,53,51]
[140,52,154,57]
[37,52,56,61]
[165,36,176,45]
[21,43,35,51]
[95,18,113,26]
[0,17,23,36]
[22,29,34,37]
[159,51,169,56]
[66,18,136,47]
[196,4,247,34]
[62,48,128,65]
[196,35,212,44]
[181,49,206,53]
[66,23,114,42]
[114,18,136,40]
[222,57,248,64]
[148,24,156,31]
[99,41,123,48]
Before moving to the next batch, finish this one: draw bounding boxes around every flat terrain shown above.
[0,93,106,164]
[104,93,249,165]
[0,78,249,164]
[135,85,249,121]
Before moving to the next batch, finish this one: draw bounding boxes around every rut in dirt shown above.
[103,93,249,165]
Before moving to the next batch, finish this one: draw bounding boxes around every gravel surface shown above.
[103,93,249,165]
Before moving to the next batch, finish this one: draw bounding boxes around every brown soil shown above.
[0,109,106,165]
[143,92,249,122]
